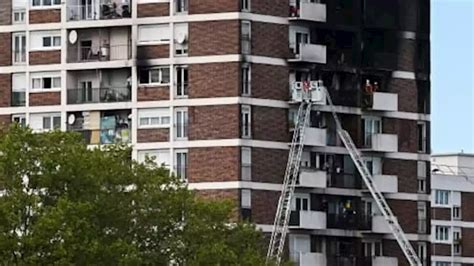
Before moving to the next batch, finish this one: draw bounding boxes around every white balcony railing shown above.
[372,215,394,234]
[298,252,327,266]
[292,43,327,64]
[373,256,398,266]
[291,80,327,104]
[372,174,398,193]
[299,168,327,188]
[289,1,326,22]
[299,211,327,230]
[371,133,398,152]
[371,92,398,111]
[303,127,327,146]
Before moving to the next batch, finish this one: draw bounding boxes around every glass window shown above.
[453,206,461,219]
[241,105,251,138]
[43,37,51,47]
[435,226,449,241]
[42,117,51,130]
[32,0,41,6]
[241,0,250,11]
[43,77,52,89]
[241,189,251,208]
[43,0,52,5]
[435,190,450,205]
[241,64,251,96]
[241,21,251,54]
[32,78,42,89]
[150,69,160,83]
[52,77,61,88]
[53,116,61,129]
[53,36,61,47]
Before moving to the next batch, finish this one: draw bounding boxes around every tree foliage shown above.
[0,126,272,265]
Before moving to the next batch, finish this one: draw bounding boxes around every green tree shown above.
[0,126,274,265]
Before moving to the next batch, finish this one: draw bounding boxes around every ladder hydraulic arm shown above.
[266,87,422,266]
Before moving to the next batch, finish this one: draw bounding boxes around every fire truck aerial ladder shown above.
[266,82,422,266]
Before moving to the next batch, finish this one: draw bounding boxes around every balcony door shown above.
[80,0,94,20]
[79,81,93,103]
[363,241,382,257]
[362,116,381,147]
[295,32,309,55]
[13,33,26,64]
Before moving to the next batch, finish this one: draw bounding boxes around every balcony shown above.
[294,252,327,266]
[289,1,326,22]
[298,168,327,188]
[372,256,398,266]
[327,213,368,230]
[289,211,327,230]
[68,44,131,63]
[371,215,393,234]
[303,127,327,146]
[370,134,398,152]
[67,1,131,21]
[291,81,327,104]
[362,92,398,111]
[369,174,398,193]
[290,43,327,64]
[67,87,131,104]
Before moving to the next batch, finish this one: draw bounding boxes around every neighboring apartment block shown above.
[431,153,474,266]
[0,0,431,265]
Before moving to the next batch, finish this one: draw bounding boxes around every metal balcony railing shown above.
[11,91,26,107]
[67,3,131,21]
[67,87,131,104]
[71,128,131,145]
[67,44,131,63]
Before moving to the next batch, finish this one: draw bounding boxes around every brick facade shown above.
[0,74,11,107]
[0,33,12,66]
[252,106,288,142]
[137,128,169,143]
[189,0,239,14]
[387,78,418,113]
[29,50,61,65]
[384,240,427,266]
[0,115,11,131]
[189,20,239,56]
[251,64,289,101]
[251,190,279,224]
[383,118,418,153]
[137,86,170,101]
[252,22,289,59]
[396,39,417,72]
[189,147,240,182]
[251,0,288,17]
[383,158,417,193]
[0,0,12,25]
[29,92,61,106]
[137,45,169,60]
[463,228,474,256]
[251,148,287,184]
[388,199,418,234]
[431,207,451,221]
[29,9,61,24]
[189,105,240,140]
[196,189,239,221]
[137,3,169,17]
[189,63,240,98]
[462,192,474,222]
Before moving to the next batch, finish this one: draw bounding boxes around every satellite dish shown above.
[69,30,78,44]
[68,114,76,125]
[176,32,187,44]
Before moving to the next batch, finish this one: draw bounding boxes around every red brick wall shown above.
[383,118,417,153]
[252,148,287,184]
[0,33,12,66]
[252,64,289,101]
[189,63,240,98]
[463,228,474,256]
[29,50,61,65]
[387,78,417,113]
[189,105,240,140]
[196,189,239,221]
[341,114,362,147]
[189,147,240,182]
[137,128,169,143]
[189,0,239,14]
[388,199,418,233]
[251,0,288,17]
[189,20,239,56]
[383,158,417,193]
[462,192,474,222]
[431,207,451,221]
[384,240,427,266]
[252,22,289,58]
[137,86,170,101]
[0,74,11,107]
[29,9,61,24]
[432,244,451,256]
[137,3,169,17]
[251,190,279,224]
[29,92,61,106]
[252,106,288,142]
[0,115,11,131]
[137,45,169,60]
[0,0,11,25]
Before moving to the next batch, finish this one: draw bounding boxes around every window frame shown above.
[139,67,170,86]
[41,115,61,132]
[40,35,61,50]
[241,0,250,11]
[435,225,450,242]
[31,0,61,9]
[175,66,188,97]
[241,189,252,209]
[241,64,251,96]
[138,109,171,129]
[417,121,427,153]
[13,9,26,24]
[175,108,188,139]
[176,0,189,13]
[241,21,251,55]
[241,147,252,181]
[241,105,251,138]
[30,75,61,91]
[452,206,461,220]
[175,150,188,182]
[434,190,450,206]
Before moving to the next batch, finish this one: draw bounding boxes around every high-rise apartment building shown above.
[431,153,474,266]
[0,0,430,265]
